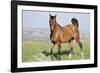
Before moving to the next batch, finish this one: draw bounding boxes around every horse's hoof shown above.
[81,51,84,59]
[81,55,84,59]
[68,53,72,59]
[51,57,54,60]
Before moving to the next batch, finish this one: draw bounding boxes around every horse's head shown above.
[49,14,57,31]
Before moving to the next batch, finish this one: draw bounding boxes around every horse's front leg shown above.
[57,42,61,60]
[51,42,55,60]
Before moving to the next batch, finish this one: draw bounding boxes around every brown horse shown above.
[49,14,84,60]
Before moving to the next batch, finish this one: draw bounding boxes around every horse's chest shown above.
[50,31,60,42]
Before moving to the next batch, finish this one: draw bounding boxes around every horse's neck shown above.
[50,22,62,32]
[55,23,62,29]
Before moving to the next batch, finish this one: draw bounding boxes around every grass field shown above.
[22,40,90,62]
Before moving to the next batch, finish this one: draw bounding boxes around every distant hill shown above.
[23,27,90,42]
[23,27,50,42]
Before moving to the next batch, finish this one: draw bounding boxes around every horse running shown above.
[49,14,84,60]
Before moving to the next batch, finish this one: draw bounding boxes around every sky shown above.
[22,10,90,34]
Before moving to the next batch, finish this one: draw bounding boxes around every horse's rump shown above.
[60,25,76,43]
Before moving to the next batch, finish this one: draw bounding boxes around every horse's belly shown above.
[61,37,72,43]
[61,31,73,43]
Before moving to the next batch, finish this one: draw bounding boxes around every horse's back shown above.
[60,24,79,43]
[59,25,73,42]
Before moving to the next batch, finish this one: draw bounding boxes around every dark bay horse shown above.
[49,14,84,60]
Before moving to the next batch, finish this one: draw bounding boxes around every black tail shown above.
[71,18,79,28]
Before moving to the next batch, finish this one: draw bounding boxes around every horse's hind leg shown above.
[78,41,84,59]
[76,39,84,59]
[68,40,74,59]
[74,32,84,59]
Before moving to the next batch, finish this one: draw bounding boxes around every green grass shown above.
[22,40,90,62]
